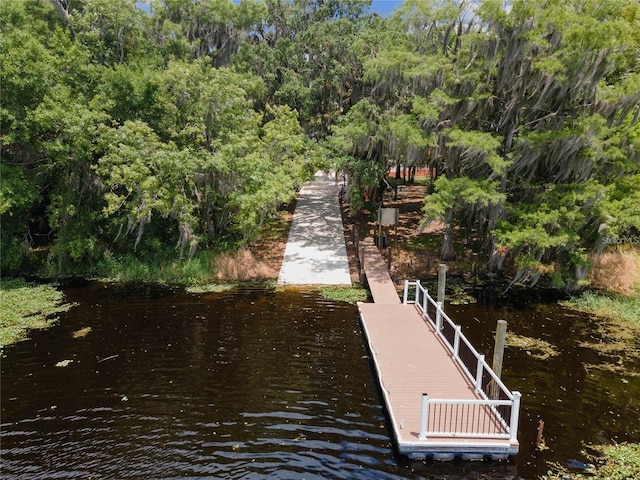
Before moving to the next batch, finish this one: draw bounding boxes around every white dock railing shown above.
[404,280,521,442]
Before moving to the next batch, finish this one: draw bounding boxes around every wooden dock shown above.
[358,247,521,460]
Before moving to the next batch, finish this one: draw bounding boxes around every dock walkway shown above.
[277,172,351,286]
[277,174,521,460]
[358,248,521,460]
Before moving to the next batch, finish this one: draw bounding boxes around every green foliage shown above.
[495,182,605,286]
[422,176,505,224]
[319,285,369,304]
[444,128,507,176]
[70,0,153,65]
[2,0,639,288]
[0,165,39,272]
[95,120,201,254]
[229,105,315,240]
[353,0,640,283]
[0,278,76,347]
[599,174,640,241]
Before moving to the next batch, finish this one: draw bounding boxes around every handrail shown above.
[419,393,521,441]
[405,280,521,442]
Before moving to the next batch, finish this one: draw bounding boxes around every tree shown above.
[151,0,267,66]
[346,0,639,285]
[95,120,209,259]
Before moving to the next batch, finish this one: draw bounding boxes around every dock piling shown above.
[437,264,447,309]
[492,320,507,399]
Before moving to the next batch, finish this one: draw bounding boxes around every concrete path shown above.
[277,172,351,286]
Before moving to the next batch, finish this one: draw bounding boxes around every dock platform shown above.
[358,248,521,461]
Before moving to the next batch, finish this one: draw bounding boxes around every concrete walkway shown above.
[277,172,351,286]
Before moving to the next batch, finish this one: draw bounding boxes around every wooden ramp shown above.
[358,248,521,460]
[361,242,400,304]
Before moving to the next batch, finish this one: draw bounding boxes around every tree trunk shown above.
[440,209,456,261]
[486,241,504,273]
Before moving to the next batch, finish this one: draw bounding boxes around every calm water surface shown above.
[2,282,638,479]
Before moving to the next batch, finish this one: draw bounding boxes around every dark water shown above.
[2,283,639,479]
[448,291,640,476]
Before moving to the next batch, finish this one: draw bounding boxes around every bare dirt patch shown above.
[340,179,459,285]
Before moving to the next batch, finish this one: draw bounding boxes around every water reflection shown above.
[1,283,638,479]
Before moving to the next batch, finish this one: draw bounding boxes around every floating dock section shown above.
[358,248,521,460]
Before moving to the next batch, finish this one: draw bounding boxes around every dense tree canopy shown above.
[1,0,638,287]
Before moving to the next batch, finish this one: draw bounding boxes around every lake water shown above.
[2,282,638,479]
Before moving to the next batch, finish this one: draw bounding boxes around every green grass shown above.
[96,250,219,286]
[541,443,640,480]
[564,290,640,325]
[0,278,76,347]
[320,285,369,304]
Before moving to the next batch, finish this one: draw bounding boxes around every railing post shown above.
[415,279,421,307]
[422,287,428,315]
[436,301,443,332]
[403,280,409,304]
[475,354,485,393]
[419,393,429,440]
[359,245,366,284]
[453,325,461,359]
[510,391,522,441]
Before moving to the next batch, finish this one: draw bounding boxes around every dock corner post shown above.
[436,301,443,331]
[359,245,366,285]
[510,391,522,442]
[437,263,447,310]
[403,280,409,304]
[419,393,429,440]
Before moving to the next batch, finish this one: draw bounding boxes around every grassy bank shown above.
[564,290,640,325]
[92,210,292,285]
[95,250,220,285]
[0,278,76,347]
[541,443,640,480]
[564,248,640,325]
